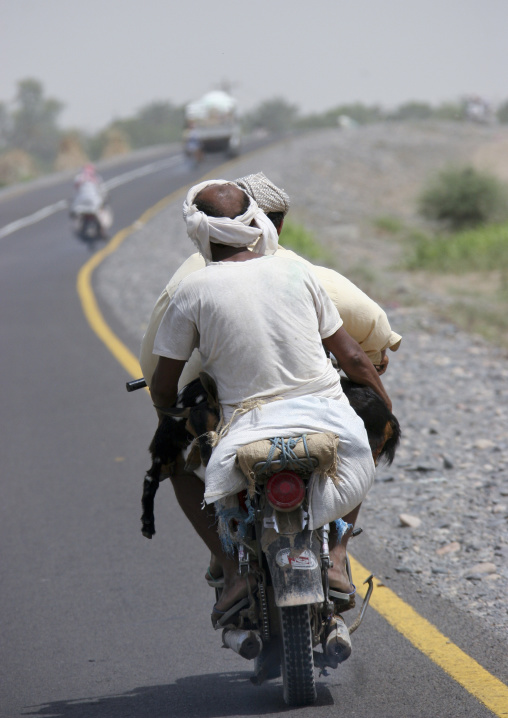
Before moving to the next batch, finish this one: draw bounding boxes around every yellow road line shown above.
[76,153,508,718]
[350,556,508,717]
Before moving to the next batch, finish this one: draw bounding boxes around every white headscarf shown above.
[183,179,279,263]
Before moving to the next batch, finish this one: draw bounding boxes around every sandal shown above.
[211,596,250,629]
[205,567,224,588]
[329,553,356,613]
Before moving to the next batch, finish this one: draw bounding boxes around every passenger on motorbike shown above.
[150,181,392,621]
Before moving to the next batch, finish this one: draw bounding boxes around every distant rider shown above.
[71,163,110,238]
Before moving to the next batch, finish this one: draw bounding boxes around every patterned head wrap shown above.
[234,172,290,216]
[183,179,279,263]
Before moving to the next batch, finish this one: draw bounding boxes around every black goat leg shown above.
[141,459,162,539]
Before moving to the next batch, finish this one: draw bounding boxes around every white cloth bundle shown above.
[183,179,279,263]
[204,395,375,529]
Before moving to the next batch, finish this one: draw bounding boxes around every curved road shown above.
[0,146,506,718]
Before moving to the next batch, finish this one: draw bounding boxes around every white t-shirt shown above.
[140,248,401,389]
[153,255,344,415]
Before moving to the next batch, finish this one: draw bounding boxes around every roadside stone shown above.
[473,439,497,450]
[399,514,422,529]
[467,562,497,575]
[492,504,507,514]
[436,542,461,556]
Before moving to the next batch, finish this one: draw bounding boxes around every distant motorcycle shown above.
[70,181,112,247]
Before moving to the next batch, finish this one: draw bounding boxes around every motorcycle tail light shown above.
[266,471,305,512]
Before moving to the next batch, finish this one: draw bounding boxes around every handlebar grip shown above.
[126,378,147,392]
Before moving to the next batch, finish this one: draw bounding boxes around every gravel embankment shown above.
[97,123,508,635]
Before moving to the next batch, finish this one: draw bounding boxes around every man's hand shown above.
[374,349,389,376]
[150,356,186,419]
[323,327,392,412]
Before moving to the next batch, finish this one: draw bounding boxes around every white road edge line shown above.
[0,154,183,240]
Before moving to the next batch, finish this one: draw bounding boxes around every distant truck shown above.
[183,90,241,157]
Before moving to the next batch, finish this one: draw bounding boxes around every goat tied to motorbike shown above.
[141,374,220,539]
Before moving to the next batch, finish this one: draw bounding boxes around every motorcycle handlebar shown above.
[126,378,147,392]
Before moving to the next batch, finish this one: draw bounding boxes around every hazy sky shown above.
[1,0,506,132]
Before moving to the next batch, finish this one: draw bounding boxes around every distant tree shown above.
[0,101,10,151]
[296,103,384,130]
[389,101,434,121]
[434,102,467,121]
[243,97,299,133]
[497,100,508,124]
[10,78,63,166]
[113,101,185,148]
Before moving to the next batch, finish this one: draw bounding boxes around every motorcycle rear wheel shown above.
[280,605,316,706]
[78,216,101,247]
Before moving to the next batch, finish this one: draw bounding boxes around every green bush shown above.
[418,166,508,229]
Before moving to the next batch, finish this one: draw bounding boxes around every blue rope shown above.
[255,435,315,475]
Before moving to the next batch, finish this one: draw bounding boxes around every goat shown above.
[141,374,400,537]
[141,374,219,538]
[340,376,401,465]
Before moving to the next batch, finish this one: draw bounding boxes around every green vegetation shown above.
[110,101,185,150]
[279,220,330,262]
[1,79,63,172]
[418,166,508,229]
[406,223,508,273]
[405,167,508,346]
[243,97,299,134]
[373,215,405,234]
[497,100,508,124]
[445,297,508,346]
[295,103,383,129]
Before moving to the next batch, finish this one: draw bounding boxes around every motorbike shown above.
[70,184,112,247]
[210,451,375,707]
[126,375,399,707]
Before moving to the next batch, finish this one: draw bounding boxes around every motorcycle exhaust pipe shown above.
[325,618,352,664]
[222,628,262,660]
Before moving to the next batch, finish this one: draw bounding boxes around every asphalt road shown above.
[0,145,505,718]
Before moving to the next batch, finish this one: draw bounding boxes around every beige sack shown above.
[236,433,339,494]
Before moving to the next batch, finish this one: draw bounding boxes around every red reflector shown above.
[266,471,305,512]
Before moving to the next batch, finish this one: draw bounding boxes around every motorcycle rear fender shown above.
[261,521,324,607]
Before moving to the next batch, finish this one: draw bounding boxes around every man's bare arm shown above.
[150,356,186,417]
[323,327,392,412]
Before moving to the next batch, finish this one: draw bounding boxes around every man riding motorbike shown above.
[140,172,401,390]
[70,163,111,239]
[150,181,392,649]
